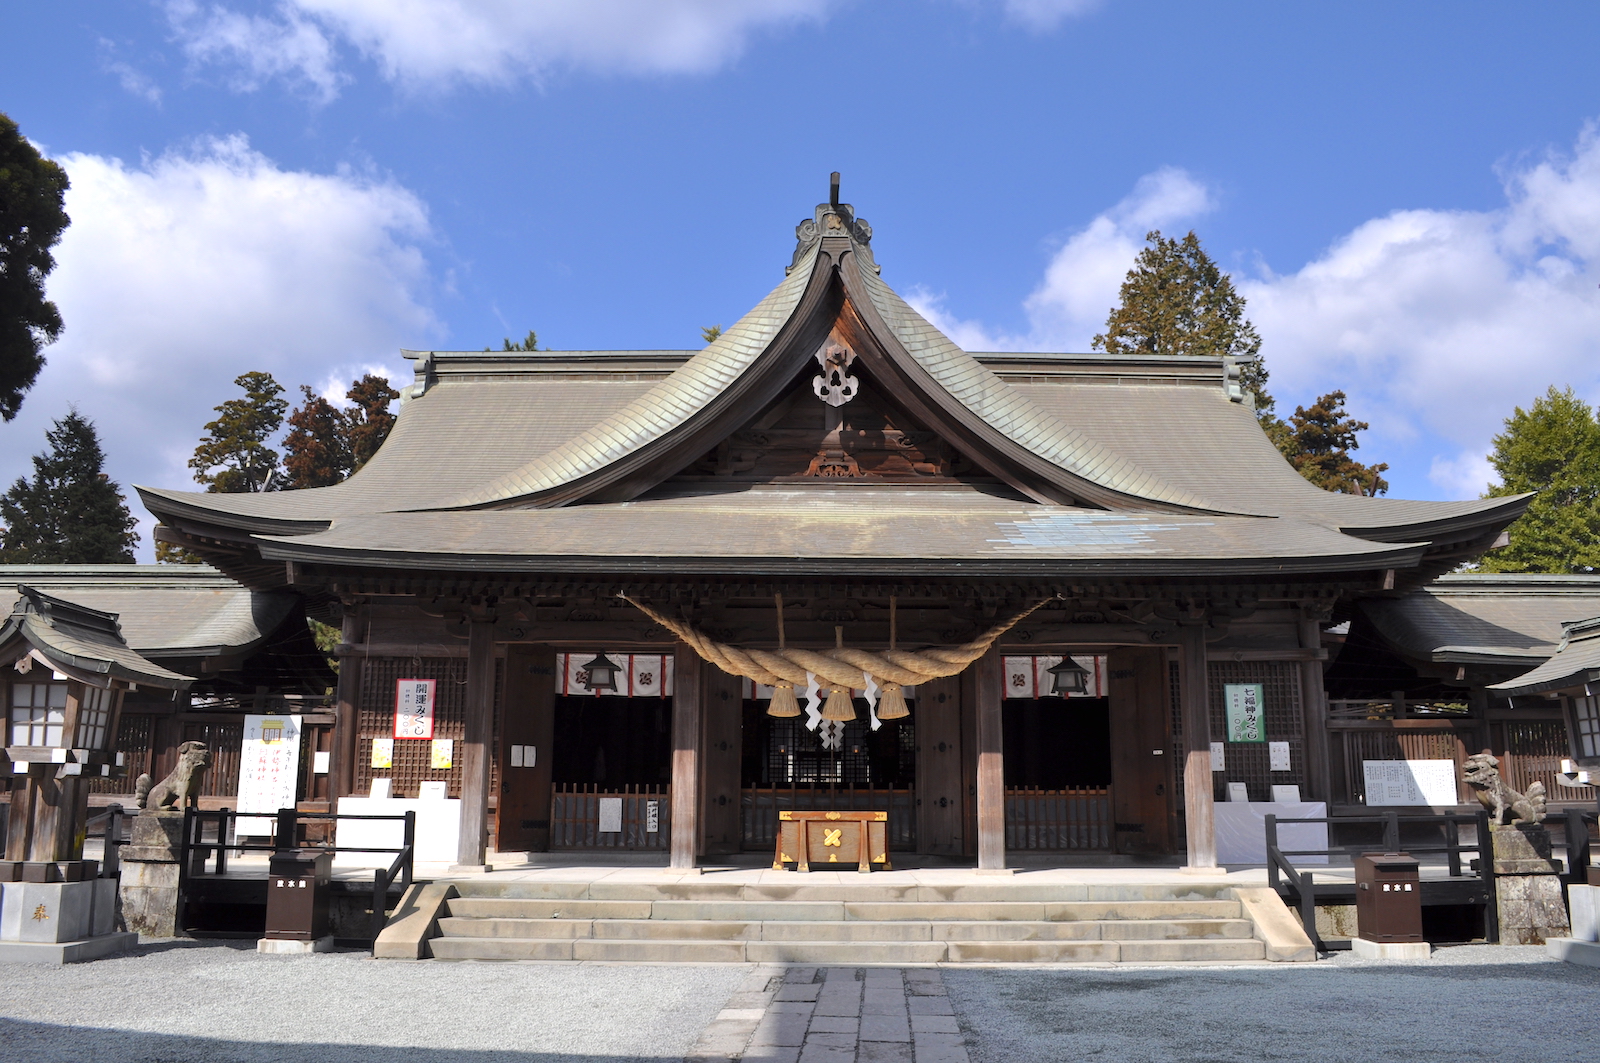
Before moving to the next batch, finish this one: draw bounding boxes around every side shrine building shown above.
[139,188,1528,871]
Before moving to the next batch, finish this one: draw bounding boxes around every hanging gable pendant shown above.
[813,341,859,407]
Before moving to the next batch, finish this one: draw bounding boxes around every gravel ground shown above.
[944,947,1600,1063]
[0,941,750,1063]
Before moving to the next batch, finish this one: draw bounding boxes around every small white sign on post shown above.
[236,714,302,835]
[1269,741,1292,772]
[1210,742,1225,771]
[598,797,623,833]
[1362,759,1459,807]
[645,799,660,834]
[394,679,437,739]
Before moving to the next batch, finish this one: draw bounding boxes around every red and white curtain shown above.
[556,653,675,697]
[1002,655,1107,699]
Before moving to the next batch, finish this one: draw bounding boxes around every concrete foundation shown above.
[1491,825,1570,946]
[1351,937,1431,960]
[1567,884,1598,942]
[257,935,336,955]
[0,932,137,965]
[118,811,185,938]
[1546,938,1600,968]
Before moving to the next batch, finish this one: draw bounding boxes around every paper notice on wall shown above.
[430,738,453,770]
[598,797,623,833]
[394,679,437,739]
[370,738,393,768]
[312,750,331,774]
[1362,759,1458,807]
[236,714,302,835]
[1269,741,1292,772]
[1210,742,1225,771]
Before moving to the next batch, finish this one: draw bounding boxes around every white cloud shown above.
[0,135,438,557]
[166,0,837,97]
[1000,0,1102,32]
[1242,124,1600,496]
[906,167,1213,351]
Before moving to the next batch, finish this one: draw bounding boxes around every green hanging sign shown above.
[1225,683,1266,743]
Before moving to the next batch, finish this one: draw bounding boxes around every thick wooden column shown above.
[497,645,556,853]
[455,618,496,869]
[329,605,363,804]
[669,642,702,870]
[700,666,743,856]
[973,647,1006,870]
[1298,616,1332,805]
[914,677,963,855]
[1177,623,1216,868]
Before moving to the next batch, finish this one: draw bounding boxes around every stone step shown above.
[427,936,1267,964]
[944,938,1266,963]
[434,916,1256,943]
[447,880,1236,904]
[444,898,655,920]
[442,896,1241,924]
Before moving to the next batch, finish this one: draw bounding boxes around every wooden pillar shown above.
[1298,616,1332,805]
[1177,623,1216,869]
[700,665,743,856]
[974,647,1006,870]
[669,642,702,870]
[329,605,363,804]
[914,677,963,856]
[456,618,496,869]
[497,645,556,852]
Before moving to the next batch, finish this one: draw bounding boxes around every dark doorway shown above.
[1002,698,1112,788]
[550,695,672,787]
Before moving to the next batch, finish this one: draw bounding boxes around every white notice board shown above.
[236,714,302,834]
[1362,759,1459,807]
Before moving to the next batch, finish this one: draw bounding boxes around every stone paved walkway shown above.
[685,966,969,1063]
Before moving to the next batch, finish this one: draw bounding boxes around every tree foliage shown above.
[281,373,400,489]
[1477,385,1600,573]
[701,324,723,343]
[1093,229,1270,409]
[1276,391,1389,495]
[489,329,538,352]
[0,409,138,562]
[0,111,71,422]
[188,371,288,493]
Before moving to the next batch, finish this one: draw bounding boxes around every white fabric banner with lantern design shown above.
[1001,655,1108,699]
[556,653,675,697]
[236,714,302,835]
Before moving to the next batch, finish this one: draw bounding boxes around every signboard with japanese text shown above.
[394,679,437,739]
[1363,760,1459,807]
[236,714,302,835]
[1224,684,1266,743]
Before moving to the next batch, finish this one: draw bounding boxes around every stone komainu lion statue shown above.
[1462,752,1546,826]
[134,741,211,811]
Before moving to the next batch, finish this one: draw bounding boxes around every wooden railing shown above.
[742,786,916,851]
[1004,787,1113,851]
[549,784,670,850]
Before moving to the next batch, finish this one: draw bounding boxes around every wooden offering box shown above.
[773,810,891,872]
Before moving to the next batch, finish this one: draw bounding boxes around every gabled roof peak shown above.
[791,172,878,276]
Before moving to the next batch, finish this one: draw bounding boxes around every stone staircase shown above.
[421,880,1273,963]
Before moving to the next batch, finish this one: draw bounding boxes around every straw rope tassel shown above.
[766,592,801,718]
[876,595,910,720]
[820,626,857,721]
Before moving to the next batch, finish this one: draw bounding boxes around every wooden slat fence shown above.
[550,783,670,850]
[742,786,916,851]
[1004,786,1113,850]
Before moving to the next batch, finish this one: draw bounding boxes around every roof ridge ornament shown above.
[813,341,858,407]
[790,171,879,275]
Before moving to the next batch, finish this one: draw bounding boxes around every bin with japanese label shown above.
[264,849,332,942]
[1354,851,1423,943]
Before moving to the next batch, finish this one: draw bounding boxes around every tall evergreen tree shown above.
[280,373,399,488]
[1278,391,1390,495]
[188,371,287,492]
[0,409,138,562]
[0,111,71,422]
[1477,385,1600,573]
[486,329,538,352]
[344,373,399,473]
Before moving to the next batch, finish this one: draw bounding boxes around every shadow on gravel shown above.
[0,1019,682,1063]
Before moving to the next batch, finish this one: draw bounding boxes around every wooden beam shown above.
[329,606,363,803]
[974,647,1006,871]
[456,618,495,868]
[670,642,702,870]
[1177,623,1216,869]
[1297,617,1332,805]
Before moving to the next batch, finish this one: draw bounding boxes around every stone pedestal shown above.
[0,877,135,964]
[118,812,185,939]
[1492,825,1571,946]
[1351,937,1431,960]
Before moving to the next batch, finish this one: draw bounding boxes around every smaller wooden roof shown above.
[1490,615,1600,696]
[1358,574,1600,666]
[1,586,190,689]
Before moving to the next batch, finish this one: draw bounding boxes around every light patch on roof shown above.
[990,512,1216,551]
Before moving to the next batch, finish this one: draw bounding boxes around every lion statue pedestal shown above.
[1491,825,1571,945]
[117,742,211,939]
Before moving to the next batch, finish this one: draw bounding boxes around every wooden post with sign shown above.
[1178,623,1217,869]
[670,642,701,870]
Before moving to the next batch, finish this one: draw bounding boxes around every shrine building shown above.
[138,183,1528,871]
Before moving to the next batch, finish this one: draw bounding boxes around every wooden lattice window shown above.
[1207,661,1306,801]
[9,681,67,746]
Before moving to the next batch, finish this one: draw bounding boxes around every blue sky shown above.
[4,1,1600,557]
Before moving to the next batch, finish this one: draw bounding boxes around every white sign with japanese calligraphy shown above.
[394,679,436,739]
[236,714,302,835]
[1362,760,1459,807]
[1224,684,1266,743]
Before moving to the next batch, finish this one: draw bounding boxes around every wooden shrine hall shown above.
[139,180,1528,872]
